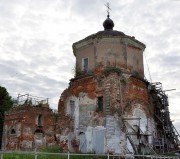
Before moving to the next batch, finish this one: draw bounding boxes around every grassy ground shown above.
[2,154,108,159]
[1,147,107,159]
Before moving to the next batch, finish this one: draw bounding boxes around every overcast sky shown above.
[0,0,180,132]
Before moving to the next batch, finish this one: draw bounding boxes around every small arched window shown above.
[34,129,43,134]
[10,128,16,135]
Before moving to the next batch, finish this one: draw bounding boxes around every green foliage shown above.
[0,86,13,112]
[72,64,83,77]
[0,86,13,148]
[3,154,34,159]
[120,78,126,84]
[103,67,122,76]
[41,145,63,153]
[73,64,94,78]
[75,64,83,77]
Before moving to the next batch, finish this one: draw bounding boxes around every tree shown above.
[0,86,13,149]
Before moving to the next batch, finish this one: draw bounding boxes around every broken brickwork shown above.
[57,65,156,154]
[2,95,55,150]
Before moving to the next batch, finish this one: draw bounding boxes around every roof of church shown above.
[73,14,146,50]
[79,15,125,41]
[99,15,125,36]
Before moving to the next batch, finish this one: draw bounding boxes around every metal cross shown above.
[105,2,111,17]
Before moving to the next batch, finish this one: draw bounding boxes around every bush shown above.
[103,67,122,76]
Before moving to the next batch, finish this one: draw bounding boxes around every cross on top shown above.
[105,2,111,17]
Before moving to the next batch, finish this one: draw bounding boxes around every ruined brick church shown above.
[2,12,180,154]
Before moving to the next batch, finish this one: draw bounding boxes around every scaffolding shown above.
[13,93,49,107]
[121,82,180,155]
[123,118,155,155]
[149,82,180,153]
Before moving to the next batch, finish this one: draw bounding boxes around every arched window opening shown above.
[34,129,43,134]
[10,129,16,135]
[38,114,43,126]
[34,129,43,140]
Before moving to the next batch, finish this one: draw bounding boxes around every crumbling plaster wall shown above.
[58,75,106,152]
[58,69,155,154]
[122,76,156,153]
[3,105,55,150]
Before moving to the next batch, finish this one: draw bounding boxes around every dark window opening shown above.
[54,135,57,141]
[97,97,103,112]
[34,129,43,134]
[38,114,43,126]
[11,129,16,135]
[83,58,88,72]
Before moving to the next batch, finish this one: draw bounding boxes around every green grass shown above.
[2,153,34,159]
[1,153,108,159]
[1,147,112,159]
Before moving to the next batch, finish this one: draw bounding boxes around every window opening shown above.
[11,129,16,135]
[97,97,103,112]
[34,129,43,139]
[82,58,88,72]
[35,129,43,134]
[70,100,75,117]
[38,114,43,126]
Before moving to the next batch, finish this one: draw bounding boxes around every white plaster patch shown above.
[85,126,93,152]
[22,140,33,149]
[65,96,79,131]
[79,95,96,105]
[133,107,147,133]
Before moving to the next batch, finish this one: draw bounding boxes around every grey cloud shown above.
[20,39,54,55]
[70,0,104,17]
[0,0,180,120]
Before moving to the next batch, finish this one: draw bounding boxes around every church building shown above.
[2,7,179,155]
[56,11,179,154]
